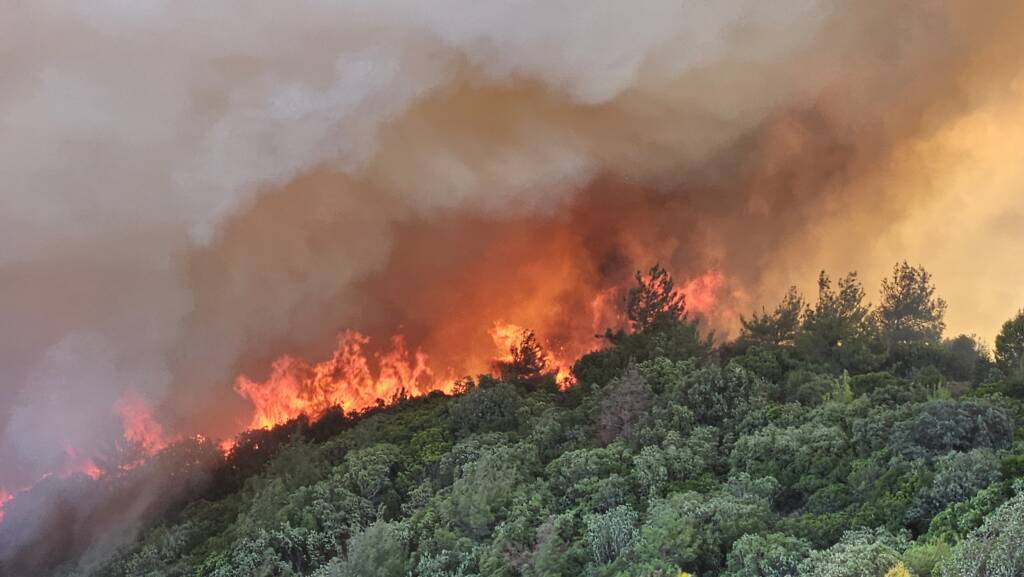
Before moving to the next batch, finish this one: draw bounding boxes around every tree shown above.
[342,444,399,500]
[878,262,947,346]
[629,477,778,575]
[627,264,686,332]
[729,422,850,500]
[673,363,767,426]
[889,399,1013,460]
[906,449,1001,530]
[739,287,805,348]
[322,521,410,577]
[446,446,522,539]
[722,532,812,577]
[941,334,991,384]
[941,489,1024,577]
[994,309,1024,378]
[447,382,522,438]
[584,505,638,564]
[494,329,552,384]
[797,271,882,373]
[597,369,653,444]
[797,529,905,577]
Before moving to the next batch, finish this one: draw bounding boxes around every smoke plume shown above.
[2,0,1024,550]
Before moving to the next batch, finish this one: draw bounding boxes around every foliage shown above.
[884,561,912,577]
[493,330,555,387]
[739,287,805,349]
[584,505,639,564]
[994,309,1024,378]
[796,528,906,577]
[939,487,1024,577]
[627,264,687,333]
[796,272,884,374]
[878,262,947,347]
[22,263,1023,577]
[722,532,811,577]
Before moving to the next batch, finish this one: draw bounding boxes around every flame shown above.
[114,390,173,456]
[589,287,628,335]
[0,266,729,522]
[0,488,11,524]
[232,269,727,431]
[681,270,725,316]
[218,438,237,455]
[489,321,579,385]
[0,396,175,524]
[235,330,451,430]
[61,443,101,479]
[488,321,527,363]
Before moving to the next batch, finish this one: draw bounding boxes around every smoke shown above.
[2,0,1024,554]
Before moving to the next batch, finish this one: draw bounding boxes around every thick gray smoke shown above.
[2,0,1023,510]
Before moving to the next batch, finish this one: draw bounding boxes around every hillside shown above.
[7,264,1024,577]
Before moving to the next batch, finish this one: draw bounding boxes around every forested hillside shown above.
[33,264,1024,576]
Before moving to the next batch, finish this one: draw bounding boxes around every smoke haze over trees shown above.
[4,0,1024,504]
[1,265,1022,577]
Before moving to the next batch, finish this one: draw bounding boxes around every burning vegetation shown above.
[4,1,1024,575]
[231,264,723,435]
[2,263,1022,577]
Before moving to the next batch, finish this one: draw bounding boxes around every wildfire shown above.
[0,265,730,523]
[229,268,727,432]
[489,321,579,385]
[0,488,11,524]
[589,287,629,335]
[61,443,101,480]
[114,390,173,457]
[488,322,528,363]
[234,331,451,430]
[681,270,725,316]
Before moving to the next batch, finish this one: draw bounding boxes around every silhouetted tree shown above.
[878,262,947,346]
[494,329,551,384]
[995,309,1024,378]
[627,264,686,332]
[796,271,882,372]
[740,286,805,347]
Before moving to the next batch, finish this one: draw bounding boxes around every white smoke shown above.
[2,0,1022,496]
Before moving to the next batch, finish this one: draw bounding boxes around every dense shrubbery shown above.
[23,263,1024,577]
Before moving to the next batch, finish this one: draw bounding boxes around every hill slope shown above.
[7,266,1024,577]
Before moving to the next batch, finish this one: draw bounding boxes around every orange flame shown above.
[231,270,728,431]
[234,330,451,430]
[0,488,11,524]
[488,321,527,363]
[681,270,725,316]
[114,391,172,457]
[61,443,101,479]
[489,321,579,385]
